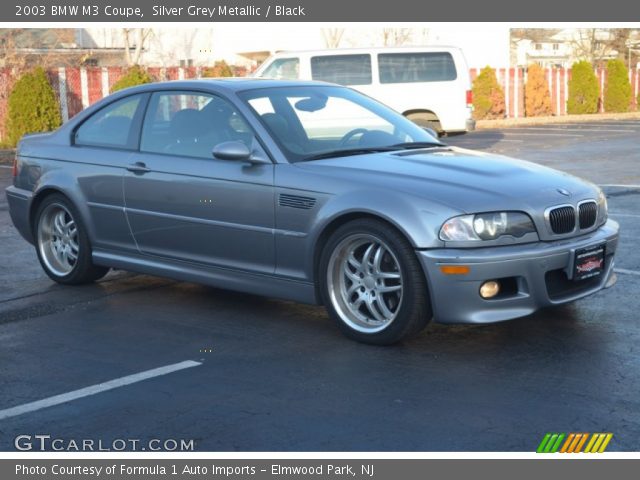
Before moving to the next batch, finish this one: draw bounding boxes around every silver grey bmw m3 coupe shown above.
[6,79,619,344]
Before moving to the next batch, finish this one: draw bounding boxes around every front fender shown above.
[304,189,454,279]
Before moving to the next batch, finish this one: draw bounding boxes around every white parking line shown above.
[506,127,637,133]
[555,123,640,127]
[615,268,640,277]
[609,212,640,218]
[0,360,202,421]
[0,165,12,169]
[544,120,640,127]
[500,132,585,137]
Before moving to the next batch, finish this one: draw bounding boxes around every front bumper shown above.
[418,219,619,324]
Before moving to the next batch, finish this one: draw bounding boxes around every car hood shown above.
[296,147,599,214]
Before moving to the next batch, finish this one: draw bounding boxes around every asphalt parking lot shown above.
[0,120,638,452]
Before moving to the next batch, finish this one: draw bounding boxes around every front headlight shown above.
[597,189,608,224]
[439,212,536,241]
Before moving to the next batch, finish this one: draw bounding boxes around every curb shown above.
[476,112,640,129]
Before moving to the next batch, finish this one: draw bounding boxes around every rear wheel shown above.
[319,219,432,345]
[34,194,109,284]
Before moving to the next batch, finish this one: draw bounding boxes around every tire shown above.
[319,218,432,345]
[405,112,443,135]
[34,194,109,285]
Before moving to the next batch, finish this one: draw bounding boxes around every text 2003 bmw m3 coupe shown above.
[6,79,619,344]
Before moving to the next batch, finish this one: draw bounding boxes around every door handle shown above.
[126,162,151,174]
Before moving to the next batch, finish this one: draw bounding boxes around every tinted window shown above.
[260,57,299,80]
[75,94,143,149]
[284,96,392,140]
[311,54,372,85]
[140,91,252,159]
[378,52,457,83]
[242,86,437,163]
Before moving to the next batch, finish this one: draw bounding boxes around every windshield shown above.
[239,85,442,162]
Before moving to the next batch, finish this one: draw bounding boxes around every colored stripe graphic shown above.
[574,433,589,453]
[536,433,552,453]
[560,433,576,453]
[566,433,588,453]
[536,433,565,453]
[585,433,614,453]
[584,434,598,453]
[537,433,613,453]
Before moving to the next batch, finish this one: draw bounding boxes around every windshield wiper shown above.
[303,147,398,161]
[388,141,445,150]
[302,142,447,161]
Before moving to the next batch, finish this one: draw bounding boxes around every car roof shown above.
[123,78,335,94]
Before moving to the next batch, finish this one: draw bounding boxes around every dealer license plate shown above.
[574,244,605,281]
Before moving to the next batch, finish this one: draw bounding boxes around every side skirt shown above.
[92,248,319,305]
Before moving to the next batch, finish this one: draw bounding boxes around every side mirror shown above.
[422,127,439,139]
[212,141,270,165]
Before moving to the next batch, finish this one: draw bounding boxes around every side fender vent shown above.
[279,194,316,210]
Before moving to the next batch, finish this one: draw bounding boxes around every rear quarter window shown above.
[310,54,372,86]
[378,52,457,84]
[74,94,144,149]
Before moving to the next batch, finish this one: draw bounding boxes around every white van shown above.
[253,46,475,135]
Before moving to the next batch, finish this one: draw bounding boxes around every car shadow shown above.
[444,130,507,151]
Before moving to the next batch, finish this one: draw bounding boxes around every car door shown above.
[68,92,149,253]
[123,90,276,274]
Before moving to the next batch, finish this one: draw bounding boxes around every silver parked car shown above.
[6,79,618,344]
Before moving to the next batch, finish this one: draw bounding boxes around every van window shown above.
[310,54,372,85]
[378,52,457,84]
[261,57,299,80]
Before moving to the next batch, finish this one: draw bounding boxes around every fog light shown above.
[480,281,500,299]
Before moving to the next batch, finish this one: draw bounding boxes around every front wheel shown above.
[319,219,432,345]
[34,194,109,284]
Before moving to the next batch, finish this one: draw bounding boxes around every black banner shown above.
[4,0,640,22]
[2,459,640,479]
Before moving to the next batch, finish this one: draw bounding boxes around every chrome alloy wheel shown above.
[37,203,79,277]
[327,234,404,333]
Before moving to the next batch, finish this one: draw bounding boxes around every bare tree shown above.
[569,28,622,67]
[511,28,562,43]
[0,28,26,69]
[321,28,344,49]
[381,28,413,47]
[609,28,640,67]
[122,28,153,66]
[0,28,84,70]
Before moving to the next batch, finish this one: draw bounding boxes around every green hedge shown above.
[202,61,234,77]
[524,64,552,117]
[604,59,632,113]
[472,66,505,120]
[6,67,62,147]
[111,66,154,92]
[567,61,599,114]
